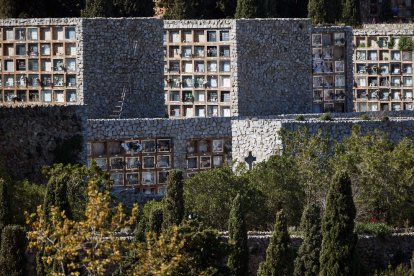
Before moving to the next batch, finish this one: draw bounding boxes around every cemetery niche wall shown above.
[0,19,82,106]
[353,24,414,112]
[3,19,414,197]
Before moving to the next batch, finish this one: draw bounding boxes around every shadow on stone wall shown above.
[0,106,85,183]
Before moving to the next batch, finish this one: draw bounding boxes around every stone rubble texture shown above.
[235,19,313,116]
[82,18,164,119]
[0,106,86,182]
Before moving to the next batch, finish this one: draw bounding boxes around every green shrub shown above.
[358,42,365,48]
[295,115,305,121]
[355,222,392,238]
[375,263,410,275]
[359,113,370,120]
[398,36,414,51]
[319,112,333,121]
[0,225,27,276]
[388,37,395,49]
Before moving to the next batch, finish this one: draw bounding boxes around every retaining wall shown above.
[246,233,414,275]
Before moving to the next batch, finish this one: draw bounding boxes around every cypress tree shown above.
[260,0,280,18]
[258,209,294,276]
[217,0,237,18]
[36,251,46,276]
[293,202,322,276]
[163,0,192,19]
[45,0,82,17]
[0,179,11,235]
[342,0,361,26]
[227,194,249,276]
[294,0,309,18]
[330,0,343,22]
[308,0,339,24]
[0,0,18,18]
[134,201,163,241]
[379,0,393,22]
[43,180,71,220]
[148,204,163,235]
[113,0,153,17]
[0,225,27,276]
[162,170,184,229]
[235,0,258,18]
[308,0,326,24]
[81,0,113,17]
[319,172,358,276]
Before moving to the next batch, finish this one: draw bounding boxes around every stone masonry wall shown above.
[0,106,86,182]
[235,19,313,116]
[82,18,164,119]
[231,114,414,168]
[231,118,283,164]
[87,117,232,169]
[354,24,414,36]
[89,113,414,172]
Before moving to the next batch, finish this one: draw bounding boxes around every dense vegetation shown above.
[0,0,372,25]
[1,127,414,274]
[185,126,414,231]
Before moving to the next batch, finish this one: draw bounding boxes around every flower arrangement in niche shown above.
[121,141,142,154]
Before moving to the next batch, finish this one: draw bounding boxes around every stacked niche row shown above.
[0,26,77,105]
[164,29,232,118]
[312,32,347,113]
[186,138,232,177]
[87,138,172,195]
[353,35,414,112]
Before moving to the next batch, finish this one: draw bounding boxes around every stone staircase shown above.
[109,41,139,119]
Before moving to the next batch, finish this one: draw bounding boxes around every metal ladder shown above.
[110,41,139,119]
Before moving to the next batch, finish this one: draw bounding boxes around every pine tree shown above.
[227,194,249,276]
[294,202,322,276]
[162,170,184,229]
[342,0,361,26]
[0,225,27,276]
[258,209,294,276]
[319,172,358,276]
[379,0,393,22]
[81,0,113,17]
[235,0,258,18]
[0,179,11,235]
